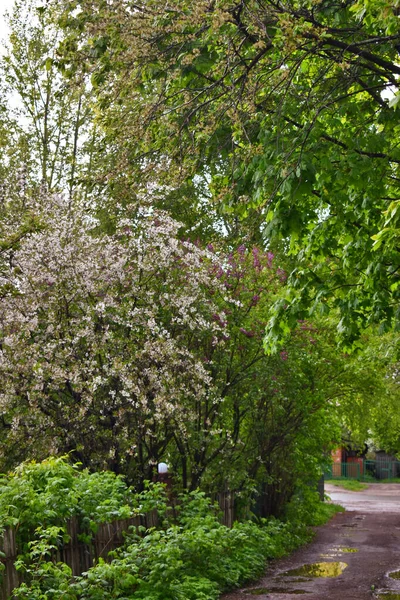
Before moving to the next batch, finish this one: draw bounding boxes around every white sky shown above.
[0,0,14,51]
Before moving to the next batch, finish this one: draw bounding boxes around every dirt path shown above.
[326,483,400,513]
[221,484,400,600]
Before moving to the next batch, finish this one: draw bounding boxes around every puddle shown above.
[339,529,369,536]
[375,594,400,599]
[245,588,310,595]
[321,547,358,557]
[282,562,348,578]
[389,571,400,580]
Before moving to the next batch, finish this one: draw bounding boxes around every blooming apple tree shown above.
[0,197,224,485]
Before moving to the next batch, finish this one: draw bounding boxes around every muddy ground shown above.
[221,483,400,600]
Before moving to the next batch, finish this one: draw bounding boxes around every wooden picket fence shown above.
[0,511,158,600]
[216,490,235,528]
[0,492,234,599]
[0,527,18,600]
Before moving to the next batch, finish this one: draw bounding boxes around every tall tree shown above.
[1,0,97,201]
[58,0,400,346]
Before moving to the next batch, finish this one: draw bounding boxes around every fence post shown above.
[317,476,324,501]
[216,490,235,527]
[0,527,20,600]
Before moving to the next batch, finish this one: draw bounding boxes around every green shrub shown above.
[4,459,340,600]
[67,491,310,600]
[0,457,165,546]
[284,485,344,527]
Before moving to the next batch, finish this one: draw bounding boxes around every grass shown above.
[325,479,368,491]
[314,502,345,523]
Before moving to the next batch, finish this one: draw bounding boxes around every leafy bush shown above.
[62,492,309,600]
[284,486,344,527]
[4,459,340,600]
[0,457,166,556]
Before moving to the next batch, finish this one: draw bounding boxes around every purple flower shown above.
[277,267,287,282]
[240,328,255,338]
[251,294,260,306]
[252,247,261,270]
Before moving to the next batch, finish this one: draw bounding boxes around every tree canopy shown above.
[58,0,400,347]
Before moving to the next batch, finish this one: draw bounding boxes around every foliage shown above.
[58,0,400,346]
[366,340,400,455]
[6,474,335,600]
[325,479,368,491]
[284,485,345,526]
[0,456,167,554]
[0,192,397,508]
[0,198,226,484]
[13,528,75,600]
[71,516,298,600]
[307,501,345,526]
[0,0,399,537]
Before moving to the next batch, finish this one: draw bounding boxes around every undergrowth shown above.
[0,457,342,600]
[325,479,368,491]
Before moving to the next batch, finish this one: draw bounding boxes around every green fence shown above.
[327,462,360,480]
[363,460,400,481]
[326,460,400,481]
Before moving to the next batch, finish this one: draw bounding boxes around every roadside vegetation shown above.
[325,480,369,492]
[326,479,400,489]
[378,479,400,484]
[0,0,398,508]
[0,457,342,600]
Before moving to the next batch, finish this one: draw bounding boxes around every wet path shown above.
[221,484,400,600]
[326,483,400,513]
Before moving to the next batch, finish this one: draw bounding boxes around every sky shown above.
[0,0,14,51]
